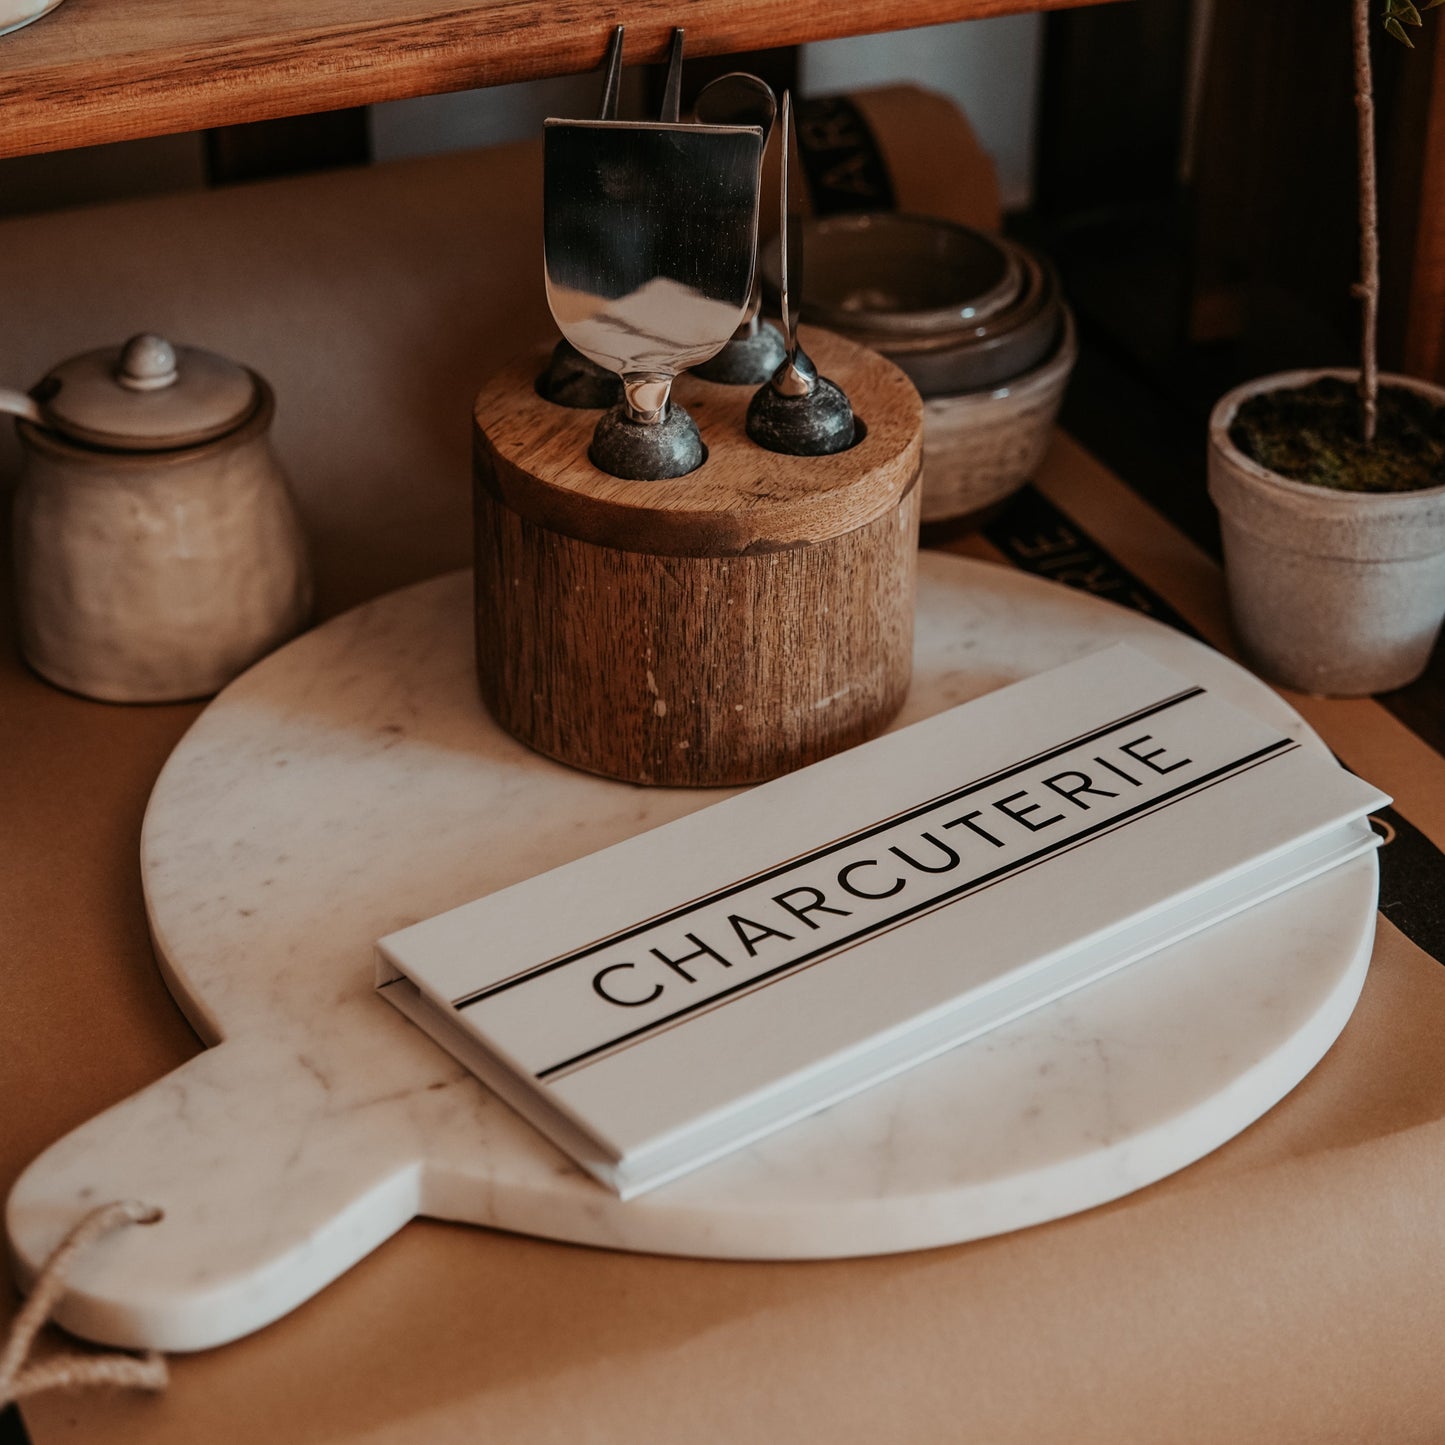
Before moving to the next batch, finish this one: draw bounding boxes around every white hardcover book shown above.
[377,645,1388,1198]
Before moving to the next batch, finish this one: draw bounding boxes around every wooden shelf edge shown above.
[0,0,1111,159]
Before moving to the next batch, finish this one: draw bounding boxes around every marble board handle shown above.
[5,1035,429,1352]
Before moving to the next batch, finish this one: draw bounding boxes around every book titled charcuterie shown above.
[377,644,1388,1198]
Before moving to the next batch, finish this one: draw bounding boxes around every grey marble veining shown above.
[5,554,1377,1352]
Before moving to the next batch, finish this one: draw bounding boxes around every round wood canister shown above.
[472,326,923,787]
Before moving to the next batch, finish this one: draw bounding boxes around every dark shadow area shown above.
[1020,0,1445,749]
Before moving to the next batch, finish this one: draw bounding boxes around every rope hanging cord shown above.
[0,1200,169,1407]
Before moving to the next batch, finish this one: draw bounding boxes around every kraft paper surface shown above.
[4,93,1445,1443]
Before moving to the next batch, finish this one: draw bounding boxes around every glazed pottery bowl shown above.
[918,305,1076,525]
[782,212,1021,337]
[762,215,1063,395]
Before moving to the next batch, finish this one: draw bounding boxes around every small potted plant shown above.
[1208,0,1445,695]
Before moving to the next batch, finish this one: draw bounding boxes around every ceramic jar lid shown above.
[34,333,259,451]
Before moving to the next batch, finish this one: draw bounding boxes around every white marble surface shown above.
[0,0,62,38]
[5,554,1378,1352]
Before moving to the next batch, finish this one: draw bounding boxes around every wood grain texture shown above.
[473,329,922,786]
[474,327,921,557]
[474,488,919,786]
[0,0,1116,161]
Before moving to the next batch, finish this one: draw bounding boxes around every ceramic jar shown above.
[1209,368,1445,696]
[6,333,312,702]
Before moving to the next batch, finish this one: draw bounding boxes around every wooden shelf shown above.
[0,0,1101,159]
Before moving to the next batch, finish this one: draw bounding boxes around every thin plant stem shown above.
[1354,0,1380,445]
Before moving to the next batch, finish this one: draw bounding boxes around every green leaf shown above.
[1424,0,1445,11]
[1400,1,1424,24]
[1385,14,1416,43]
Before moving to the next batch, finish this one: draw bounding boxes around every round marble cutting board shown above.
[6,554,1378,1352]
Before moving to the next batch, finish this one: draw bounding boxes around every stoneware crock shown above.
[5,333,313,702]
[1208,367,1445,696]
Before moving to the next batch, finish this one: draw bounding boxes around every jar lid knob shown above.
[116,334,179,392]
[39,335,258,450]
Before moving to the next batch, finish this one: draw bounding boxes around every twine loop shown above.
[0,1200,169,1407]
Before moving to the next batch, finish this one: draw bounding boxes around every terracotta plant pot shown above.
[1208,368,1445,696]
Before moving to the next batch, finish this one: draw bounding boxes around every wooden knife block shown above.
[472,326,923,787]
